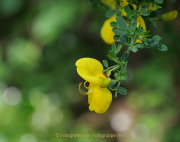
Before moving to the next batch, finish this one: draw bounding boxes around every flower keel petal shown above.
[89,85,112,114]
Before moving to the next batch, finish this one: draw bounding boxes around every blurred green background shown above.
[0,0,179,142]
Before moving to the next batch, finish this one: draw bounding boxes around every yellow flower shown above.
[101,0,128,9]
[137,16,146,31]
[88,84,112,113]
[132,3,157,12]
[100,0,148,44]
[135,16,146,44]
[148,4,157,11]
[100,15,116,45]
[75,58,112,114]
[100,15,146,44]
[101,0,157,12]
[161,10,178,21]
[101,0,116,8]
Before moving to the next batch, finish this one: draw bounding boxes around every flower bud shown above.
[161,10,178,21]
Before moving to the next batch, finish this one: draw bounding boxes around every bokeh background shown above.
[0,0,180,142]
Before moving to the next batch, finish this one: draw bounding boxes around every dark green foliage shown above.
[118,87,127,95]
[156,43,168,51]
[105,9,119,17]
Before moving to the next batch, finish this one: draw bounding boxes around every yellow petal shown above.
[162,10,178,21]
[76,58,103,75]
[121,0,129,8]
[88,84,93,104]
[100,8,128,44]
[100,15,116,45]
[135,39,142,44]
[101,15,146,45]
[137,16,146,31]
[131,4,137,10]
[89,85,112,114]
[121,9,128,16]
[134,16,146,44]
[101,0,116,8]
[101,0,128,9]
[76,58,110,87]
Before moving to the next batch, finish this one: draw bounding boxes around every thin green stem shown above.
[117,82,121,88]
[109,64,120,69]
[114,82,121,97]
[109,65,121,71]
[123,36,135,72]
[123,47,130,71]
[135,0,140,20]
[131,37,135,45]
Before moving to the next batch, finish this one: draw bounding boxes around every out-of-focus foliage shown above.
[0,0,180,142]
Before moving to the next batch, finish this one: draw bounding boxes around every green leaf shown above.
[113,35,120,41]
[105,9,119,18]
[119,75,128,81]
[120,51,128,61]
[124,5,131,16]
[120,35,128,45]
[112,42,116,53]
[141,11,150,16]
[116,10,122,17]
[107,50,118,62]
[107,80,117,90]
[114,73,120,80]
[128,21,138,30]
[155,0,163,4]
[130,10,136,17]
[144,39,159,48]
[112,27,127,35]
[116,44,122,54]
[116,16,127,29]
[115,90,118,97]
[116,0,121,9]
[140,6,148,13]
[110,22,118,27]
[137,24,142,32]
[143,39,148,45]
[156,43,168,51]
[118,87,127,95]
[134,43,144,49]
[108,50,116,58]
[137,30,146,37]
[102,60,108,68]
[130,46,138,53]
[148,39,159,47]
[153,35,161,41]
[154,5,162,8]
[107,84,111,90]
[102,68,109,73]
[111,80,117,86]
[140,6,150,16]
[172,0,177,2]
